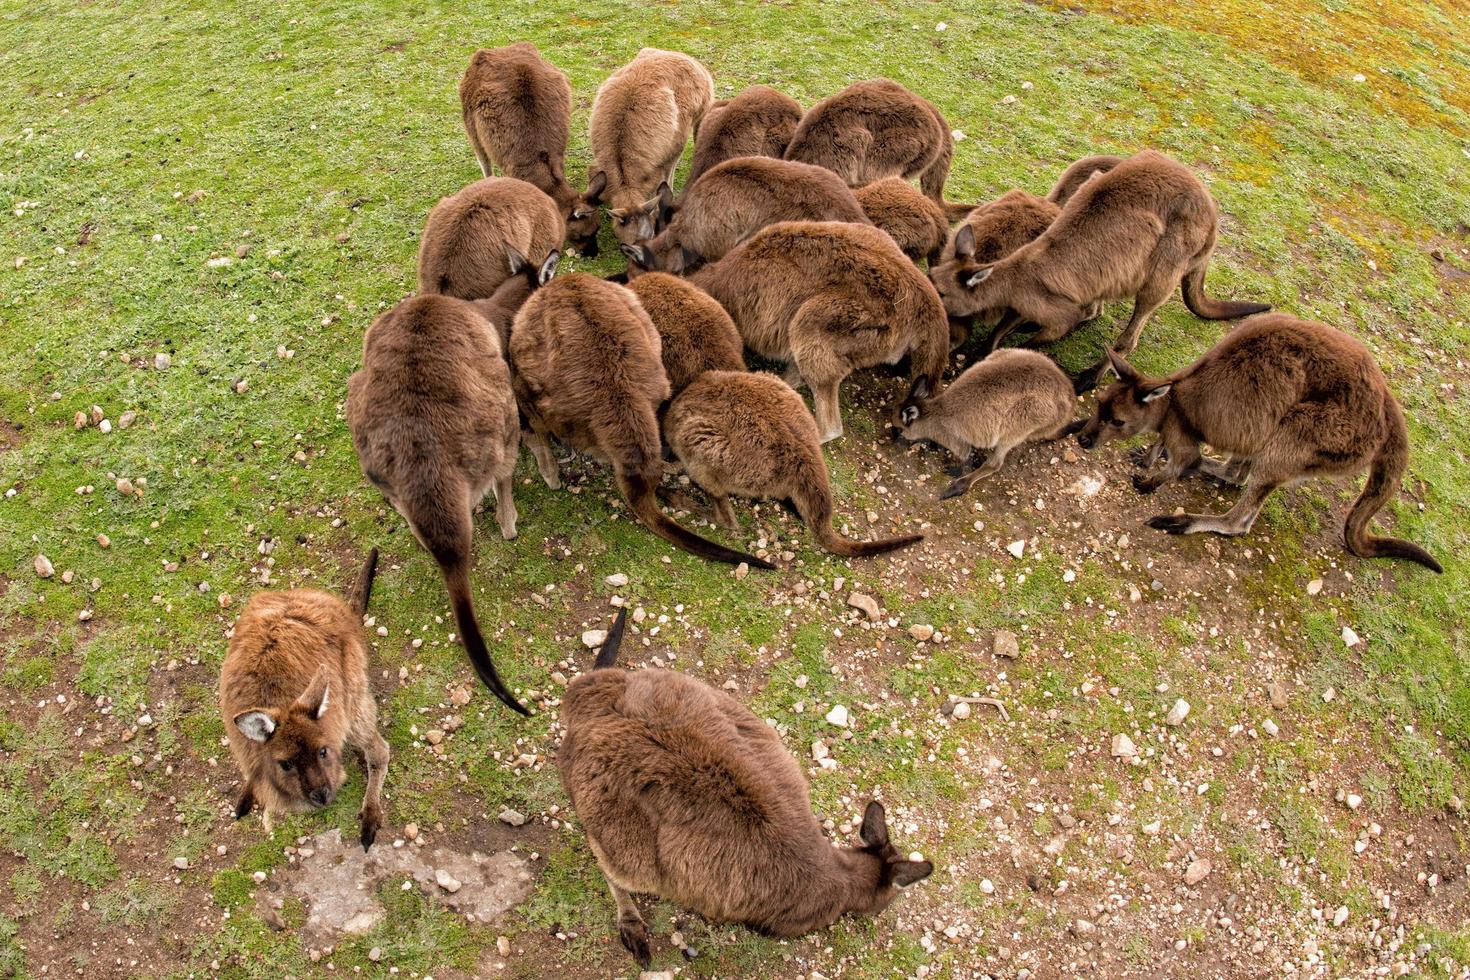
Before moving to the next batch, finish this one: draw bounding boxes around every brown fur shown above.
[589,48,715,243]
[417,177,565,299]
[508,273,771,569]
[557,616,931,966]
[687,84,804,186]
[458,43,605,255]
[626,272,745,394]
[928,150,1270,390]
[854,177,949,266]
[466,247,561,349]
[687,220,950,443]
[346,295,528,714]
[1076,314,1440,572]
[1047,154,1123,206]
[784,79,953,205]
[623,157,871,273]
[220,550,390,850]
[668,371,923,556]
[897,349,1078,499]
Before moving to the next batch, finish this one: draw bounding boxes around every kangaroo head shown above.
[233,665,346,810]
[929,224,1006,319]
[1076,350,1172,449]
[564,171,607,258]
[609,181,674,245]
[619,241,702,280]
[846,801,933,916]
[506,244,561,290]
[891,375,933,437]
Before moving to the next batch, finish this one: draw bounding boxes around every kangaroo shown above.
[417,176,565,299]
[1075,314,1441,573]
[926,150,1271,391]
[1047,153,1123,206]
[625,271,745,393]
[589,48,715,244]
[854,177,949,265]
[687,84,804,186]
[784,79,955,209]
[346,295,528,714]
[623,157,870,272]
[558,609,932,968]
[458,43,606,256]
[896,349,1079,500]
[220,550,390,850]
[508,273,773,569]
[468,246,561,348]
[685,220,950,443]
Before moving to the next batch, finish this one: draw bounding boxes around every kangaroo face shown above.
[567,172,609,257]
[1077,353,1172,449]
[233,667,346,810]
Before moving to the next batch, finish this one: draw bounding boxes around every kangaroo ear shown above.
[899,404,920,426]
[656,181,675,226]
[293,665,331,720]
[953,223,976,260]
[908,375,932,401]
[859,800,889,849]
[234,710,278,743]
[619,243,650,267]
[965,266,992,289]
[1140,382,1172,403]
[675,246,701,275]
[505,244,529,276]
[537,250,560,286]
[889,859,934,887]
[585,170,607,204]
[1106,349,1138,383]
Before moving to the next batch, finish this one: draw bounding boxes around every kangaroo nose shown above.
[1076,432,1095,449]
[308,788,331,808]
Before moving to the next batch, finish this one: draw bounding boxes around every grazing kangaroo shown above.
[686,220,950,443]
[687,84,804,185]
[626,271,746,393]
[558,609,933,968]
[458,43,605,256]
[468,246,561,348]
[624,157,870,271]
[1047,153,1123,206]
[417,176,565,299]
[220,549,390,849]
[1075,314,1441,572]
[854,178,949,266]
[785,79,954,209]
[926,151,1270,391]
[346,295,528,714]
[509,273,772,569]
[896,349,1079,500]
[589,48,715,243]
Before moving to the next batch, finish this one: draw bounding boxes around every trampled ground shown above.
[2,1,1468,977]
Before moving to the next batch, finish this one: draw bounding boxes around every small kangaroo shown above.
[346,295,528,714]
[626,271,746,393]
[686,220,950,443]
[926,151,1270,391]
[854,177,949,266]
[220,550,390,850]
[458,43,605,256]
[509,272,773,569]
[687,84,804,186]
[1047,153,1123,206]
[1076,314,1441,572]
[624,157,870,272]
[417,176,565,299]
[785,79,954,209]
[558,609,933,968]
[896,349,1079,500]
[468,246,562,348]
[589,48,715,244]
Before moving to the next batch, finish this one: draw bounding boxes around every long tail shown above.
[1343,398,1442,572]
[1181,244,1270,320]
[440,557,531,714]
[348,548,379,615]
[620,470,775,569]
[593,608,629,670]
[794,466,923,558]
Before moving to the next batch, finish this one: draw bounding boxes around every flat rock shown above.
[908,624,935,642]
[1184,857,1212,886]
[1267,681,1290,709]
[1111,733,1137,759]
[825,704,850,728]
[1165,699,1190,726]
[992,630,1019,659]
[847,592,881,621]
[34,554,54,578]
[581,629,608,648]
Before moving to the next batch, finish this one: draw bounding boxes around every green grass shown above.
[2,0,1469,976]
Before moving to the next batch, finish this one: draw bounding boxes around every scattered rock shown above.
[1111,733,1137,759]
[1184,858,1212,886]
[367,947,382,962]
[153,352,171,371]
[1006,539,1026,558]
[1341,626,1360,647]
[991,630,1019,659]
[434,869,462,893]
[847,592,881,621]
[1307,578,1324,595]
[34,554,54,578]
[1345,793,1362,810]
[117,409,137,429]
[979,878,994,894]
[1262,719,1280,737]
[908,623,935,642]
[1333,905,1349,927]
[810,740,829,762]
[96,533,110,549]
[404,822,419,841]
[825,704,850,728]
[172,856,189,870]
[581,629,608,649]
[605,572,628,587]
[733,562,749,580]
[498,809,526,828]
[1268,681,1289,709]
[951,701,972,721]
[1166,699,1191,726]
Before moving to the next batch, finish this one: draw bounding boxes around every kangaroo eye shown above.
[318,746,329,759]
[279,759,294,772]
[1109,418,1125,428]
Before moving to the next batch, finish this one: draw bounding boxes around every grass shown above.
[1,0,1469,976]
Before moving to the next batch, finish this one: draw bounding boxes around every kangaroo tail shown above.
[593,607,629,670]
[1181,247,1270,320]
[440,555,531,714]
[944,201,977,222]
[620,470,775,569]
[794,467,923,558]
[1344,397,1442,572]
[348,548,379,615]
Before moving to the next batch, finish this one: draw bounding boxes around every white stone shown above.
[605,573,628,588]
[1111,733,1137,758]
[1184,858,1212,886]
[1342,626,1360,647]
[1006,539,1025,558]
[581,629,607,648]
[951,701,972,721]
[434,869,462,893]
[825,704,850,728]
[34,554,54,578]
[1166,699,1191,726]
[979,878,994,894]
[1333,905,1349,926]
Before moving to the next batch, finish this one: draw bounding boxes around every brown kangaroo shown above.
[624,157,870,272]
[784,79,954,208]
[685,220,950,443]
[417,176,565,299]
[346,295,528,714]
[220,549,390,850]
[896,349,1079,500]
[926,151,1271,391]
[854,177,949,265]
[508,273,773,569]
[1076,314,1441,572]
[668,371,924,556]
[589,48,714,244]
[626,271,746,393]
[558,609,932,968]
[467,246,561,348]
[458,43,606,256]
[1047,153,1123,206]
[687,84,804,186]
